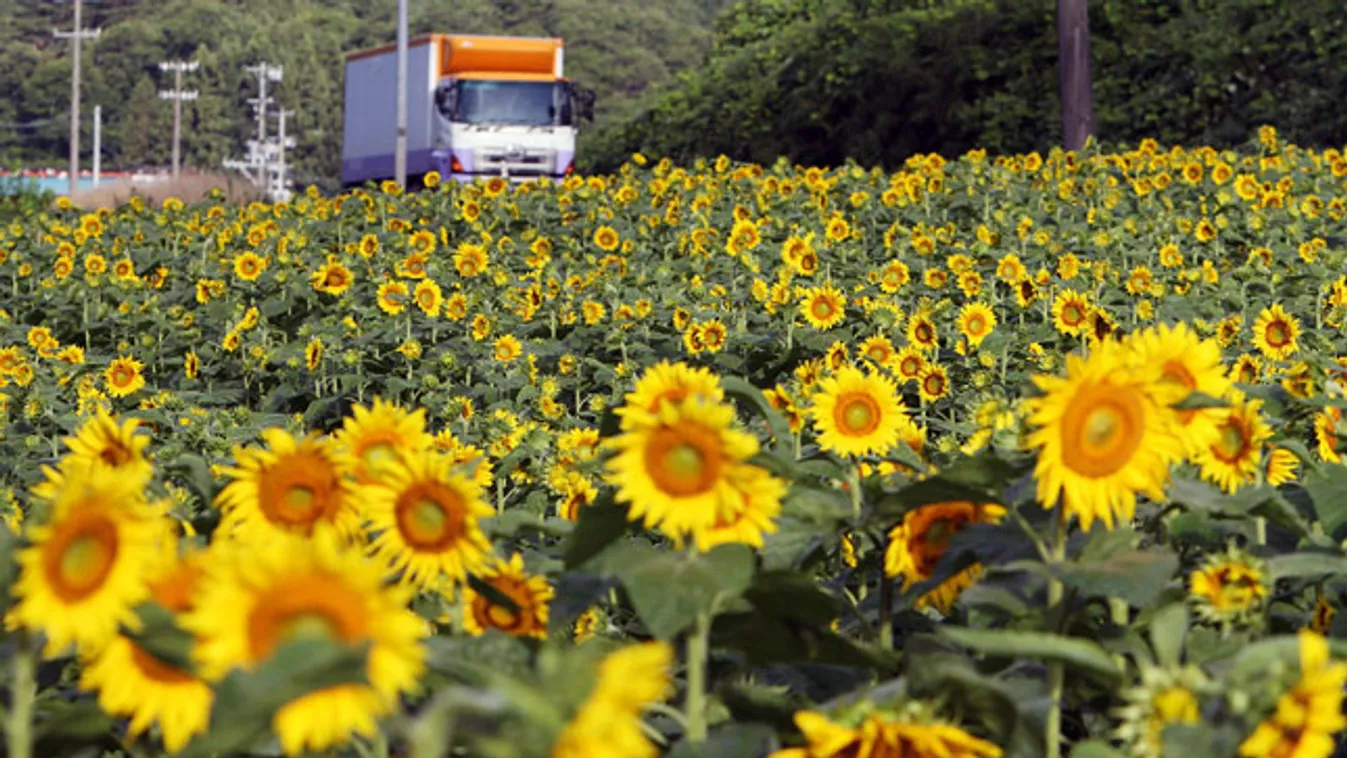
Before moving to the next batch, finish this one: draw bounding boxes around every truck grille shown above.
[476,148,554,177]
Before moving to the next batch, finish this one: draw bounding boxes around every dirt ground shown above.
[69,171,262,209]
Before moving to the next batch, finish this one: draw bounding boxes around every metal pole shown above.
[1058,0,1094,151]
[277,109,287,199]
[92,105,100,187]
[69,0,81,196]
[257,70,268,186]
[171,65,182,179]
[394,0,408,187]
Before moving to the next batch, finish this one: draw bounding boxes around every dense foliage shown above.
[587,0,1347,171]
[0,0,729,188]
[2,129,1347,756]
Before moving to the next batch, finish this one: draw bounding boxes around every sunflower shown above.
[310,255,354,295]
[770,709,1003,758]
[858,334,897,368]
[606,397,760,543]
[494,334,524,362]
[60,408,153,488]
[800,284,847,331]
[1252,303,1301,361]
[1195,391,1271,494]
[376,280,410,315]
[956,302,996,347]
[616,361,723,428]
[1314,407,1342,463]
[333,398,434,485]
[232,251,266,281]
[593,225,620,251]
[1231,354,1262,384]
[885,502,1007,614]
[693,462,785,551]
[79,550,213,752]
[1238,631,1347,758]
[1052,289,1091,336]
[184,532,427,757]
[184,350,200,379]
[1126,322,1231,455]
[894,347,927,384]
[304,338,323,371]
[362,451,493,588]
[215,429,361,543]
[413,279,442,316]
[1113,664,1208,758]
[552,642,673,758]
[104,354,146,397]
[1265,447,1300,486]
[1189,545,1267,628]
[1026,340,1182,531]
[12,465,162,656]
[810,365,911,457]
[906,312,939,352]
[917,364,950,403]
[461,553,553,638]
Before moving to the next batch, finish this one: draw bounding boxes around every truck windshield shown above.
[446,81,572,127]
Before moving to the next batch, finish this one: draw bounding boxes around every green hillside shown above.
[0,0,730,188]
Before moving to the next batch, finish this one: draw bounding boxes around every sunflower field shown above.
[2,125,1347,758]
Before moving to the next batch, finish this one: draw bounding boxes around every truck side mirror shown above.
[434,85,457,117]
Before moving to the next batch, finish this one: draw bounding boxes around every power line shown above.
[0,114,69,131]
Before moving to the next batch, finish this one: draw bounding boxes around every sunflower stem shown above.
[684,607,712,743]
[878,567,894,651]
[7,632,36,758]
[847,464,862,522]
[1045,512,1068,758]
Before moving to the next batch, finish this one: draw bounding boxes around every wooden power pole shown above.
[1057,0,1094,151]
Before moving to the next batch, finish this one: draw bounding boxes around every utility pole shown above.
[53,0,102,196]
[1057,0,1094,151]
[224,63,291,202]
[394,0,408,188]
[244,63,282,185]
[158,60,200,181]
[275,108,296,202]
[92,105,100,187]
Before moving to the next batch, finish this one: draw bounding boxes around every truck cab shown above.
[341,34,593,189]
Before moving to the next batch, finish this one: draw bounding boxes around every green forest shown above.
[0,0,730,188]
[3,0,1344,187]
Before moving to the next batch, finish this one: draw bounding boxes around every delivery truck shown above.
[341,34,594,188]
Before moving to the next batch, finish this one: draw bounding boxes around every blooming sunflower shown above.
[216,428,360,542]
[1265,447,1299,486]
[894,347,927,383]
[333,398,434,485]
[1252,303,1301,361]
[552,641,673,758]
[1189,545,1267,628]
[885,502,1007,614]
[376,280,410,315]
[858,334,897,368]
[606,397,760,543]
[232,251,266,281]
[693,462,785,551]
[1052,289,1091,337]
[59,408,153,488]
[615,360,724,429]
[1125,321,1231,456]
[770,708,1002,758]
[12,465,163,656]
[310,255,354,296]
[494,334,523,362]
[1026,340,1182,531]
[104,354,146,397]
[810,365,911,458]
[1194,392,1271,494]
[1238,631,1347,758]
[413,278,442,316]
[1314,407,1342,463]
[461,552,553,639]
[362,451,493,588]
[79,549,213,752]
[800,284,847,331]
[917,364,951,404]
[183,532,427,757]
[957,302,996,348]
[906,312,939,352]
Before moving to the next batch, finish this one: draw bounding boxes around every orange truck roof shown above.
[345,34,564,80]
